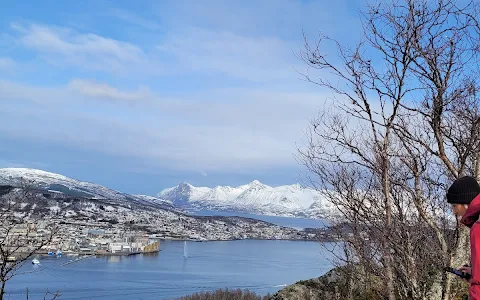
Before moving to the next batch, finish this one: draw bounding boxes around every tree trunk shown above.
[442,226,470,300]
[0,280,6,300]
[382,151,396,300]
[384,220,396,300]
[450,226,471,268]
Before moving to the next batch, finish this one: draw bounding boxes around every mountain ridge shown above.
[0,168,330,219]
[0,167,330,241]
[158,181,330,219]
[0,168,173,209]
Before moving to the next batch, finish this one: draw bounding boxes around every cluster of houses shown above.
[55,227,160,255]
[5,222,160,257]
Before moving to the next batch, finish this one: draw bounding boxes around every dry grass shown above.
[179,288,271,300]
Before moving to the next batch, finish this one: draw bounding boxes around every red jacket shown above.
[461,194,480,299]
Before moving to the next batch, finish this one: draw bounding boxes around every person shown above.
[447,176,480,299]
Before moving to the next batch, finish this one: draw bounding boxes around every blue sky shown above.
[0,0,363,195]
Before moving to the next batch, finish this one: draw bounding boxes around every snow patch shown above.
[105,206,115,212]
[49,205,60,212]
[65,210,77,217]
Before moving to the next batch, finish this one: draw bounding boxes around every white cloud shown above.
[158,0,358,39]
[67,79,150,102]
[11,23,159,74]
[0,78,153,105]
[0,1,365,174]
[0,79,64,105]
[109,9,161,30]
[157,27,300,81]
[0,79,324,172]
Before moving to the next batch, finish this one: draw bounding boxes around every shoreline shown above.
[156,237,329,243]
[28,238,324,257]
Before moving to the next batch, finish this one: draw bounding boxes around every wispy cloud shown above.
[10,23,160,74]
[0,79,323,172]
[0,79,152,106]
[0,57,15,72]
[0,0,364,180]
[68,79,150,102]
[109,9,161,30]
[158,0,358,39]
[158,27,298,82]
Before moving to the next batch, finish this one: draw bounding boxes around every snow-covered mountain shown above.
[0,168,331,240]
[158,181,333,219]
[0,168,334,219]
[0,168,173,209]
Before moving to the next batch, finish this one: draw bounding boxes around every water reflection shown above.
[107,256,121,263]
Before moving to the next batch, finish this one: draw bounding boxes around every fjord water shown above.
[7,240,332,300]
[188,210,326,229]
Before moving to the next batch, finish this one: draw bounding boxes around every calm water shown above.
[7,240,332,300]
[188,210,326,229]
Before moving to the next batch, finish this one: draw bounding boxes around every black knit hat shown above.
[447,176,480,204]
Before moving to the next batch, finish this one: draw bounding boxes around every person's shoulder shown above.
[472,221,480,233]
[471,222,480,246]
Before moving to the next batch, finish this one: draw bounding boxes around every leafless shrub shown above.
[178,288,270,300]
[0,180,60,300]
[298,0,480,299]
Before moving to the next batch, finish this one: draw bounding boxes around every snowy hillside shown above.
[133,194,174,206]
[0,168,328,240]
[158,181,333,219]
[0,168,335,219]
[0,168,172,209]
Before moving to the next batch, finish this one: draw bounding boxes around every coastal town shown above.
[10,222,160,257]
[0,185,323,263]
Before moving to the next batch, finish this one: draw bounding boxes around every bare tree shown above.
[0,181,59,300]
[299,0,480,299]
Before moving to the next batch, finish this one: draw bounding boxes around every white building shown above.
[108,242,131,253]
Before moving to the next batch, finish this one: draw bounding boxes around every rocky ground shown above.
[270,266,384,300]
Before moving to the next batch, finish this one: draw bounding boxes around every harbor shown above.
[33,239,161,258]
[1,224,161,264]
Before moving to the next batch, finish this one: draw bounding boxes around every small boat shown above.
[47,251,54,256]
[32,258,40,265]
[183,241,188,258]
[56,250,63,257]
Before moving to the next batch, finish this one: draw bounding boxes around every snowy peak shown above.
[246,180,268,190]
[0,168,79,184]
[158,182,210,206]
[177,182,194,195]
[0,168,329,219]
[0,168,108,199]
[0,168,173,210]
[158,181,328,219]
